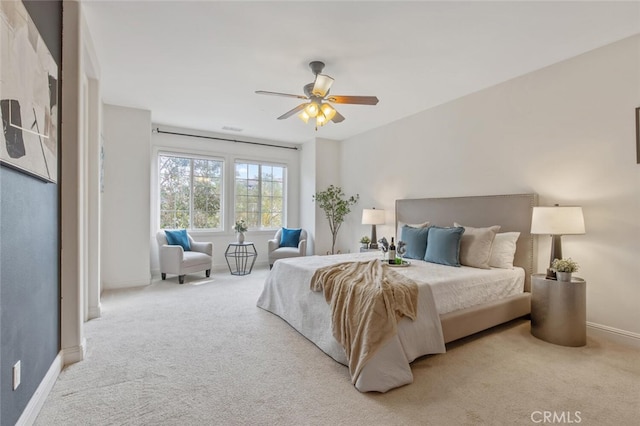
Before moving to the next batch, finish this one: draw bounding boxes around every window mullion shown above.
[257,164,263,229]
[189,159,194,229]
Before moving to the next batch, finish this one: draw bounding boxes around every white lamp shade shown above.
[362,208,385,225]
[531,206,585,235]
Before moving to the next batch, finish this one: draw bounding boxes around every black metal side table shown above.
[224,242,258,276]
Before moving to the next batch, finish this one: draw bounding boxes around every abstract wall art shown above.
[0,0,58,183]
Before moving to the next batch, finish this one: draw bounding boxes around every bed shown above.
[257,193,537,392]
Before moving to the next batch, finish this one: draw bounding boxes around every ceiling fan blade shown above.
[256,90,308,100]
[326,95,379,105]
[277,103,308,120]
[312,74,334,97]
[331,109,345,123]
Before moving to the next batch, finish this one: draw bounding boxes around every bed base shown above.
[440,293,531,343]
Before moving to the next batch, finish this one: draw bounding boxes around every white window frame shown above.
[233,159,287,231]
[158,151,225,231]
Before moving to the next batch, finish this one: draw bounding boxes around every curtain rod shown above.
[153,128,299,151]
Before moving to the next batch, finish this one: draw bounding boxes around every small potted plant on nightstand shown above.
[360,235,371,249]
[551,258,579,282]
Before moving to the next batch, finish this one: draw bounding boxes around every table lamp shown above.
[531,205,585,279]
[362,208,385,249]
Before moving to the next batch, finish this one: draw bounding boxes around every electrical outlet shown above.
[13,360,21,390]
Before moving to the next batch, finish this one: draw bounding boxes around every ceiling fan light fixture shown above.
[316,111,328,128]
[320,103,336,121]
[304,102,319,118]
[312,74,334,97]
[298,110,310,123]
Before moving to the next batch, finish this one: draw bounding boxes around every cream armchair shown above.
[156,230,213,284]
[268,228,307,269]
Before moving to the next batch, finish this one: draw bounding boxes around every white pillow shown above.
[396,221,430,241]
[454,223,500,269]
[489,232,520,269]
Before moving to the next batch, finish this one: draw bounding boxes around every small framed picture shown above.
[636,107,640,164]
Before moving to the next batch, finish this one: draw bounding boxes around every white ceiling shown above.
[82,1,640,145]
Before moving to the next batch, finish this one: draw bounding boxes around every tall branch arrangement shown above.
[313,185,359,254]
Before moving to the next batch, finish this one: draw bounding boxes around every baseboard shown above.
[62,338,87,365]
[88,303,102,320]
[587,322,640,348]
[102,276,151,290]
[150,262,270,280]
[16,352,63,426]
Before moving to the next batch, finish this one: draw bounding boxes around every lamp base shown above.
[546,234,562,280]
[369,224,379,250]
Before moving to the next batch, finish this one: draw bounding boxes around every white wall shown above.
[80,8,102,320]
[101,104,152,289]
[313,138,350,255]
[149,125,301,273]
[299,139,317,255]
[60,0,85,365]
[339,35,640,338]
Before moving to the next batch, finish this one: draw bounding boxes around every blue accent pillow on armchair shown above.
[400,225,430,260]
[424,226,464,266]
[164,229,191,251]
[280,228,302,248]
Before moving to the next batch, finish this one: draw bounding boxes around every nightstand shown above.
[530,273,586,347]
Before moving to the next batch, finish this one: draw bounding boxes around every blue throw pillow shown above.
[164,229,191,251]
[280,228,302,248]
[424,226,465,267]
[400,225,430,260]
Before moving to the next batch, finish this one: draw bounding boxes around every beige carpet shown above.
[35,267,640,426]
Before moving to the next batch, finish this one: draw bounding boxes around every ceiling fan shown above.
[255,61,379,129]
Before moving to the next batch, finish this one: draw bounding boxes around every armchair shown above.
[268,228,307,269]
[156,230,213,284]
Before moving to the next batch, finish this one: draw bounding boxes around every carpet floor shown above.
[35,267,640,425]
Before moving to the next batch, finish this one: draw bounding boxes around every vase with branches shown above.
[313,185,359,255]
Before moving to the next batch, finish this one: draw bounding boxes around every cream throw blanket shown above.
[310,259,419,384]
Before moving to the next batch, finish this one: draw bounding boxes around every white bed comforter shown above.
[256,253,445,393]
[256,252,525,392]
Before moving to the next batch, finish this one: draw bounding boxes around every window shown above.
[158,153,223,230]
[234,161,286,230]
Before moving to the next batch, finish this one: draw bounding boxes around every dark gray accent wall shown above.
[1,1,62,425]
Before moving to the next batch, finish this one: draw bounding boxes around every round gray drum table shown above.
[530,274,586,347]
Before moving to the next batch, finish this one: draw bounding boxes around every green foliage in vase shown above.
[234,219,248,233]
[313,185,359,254]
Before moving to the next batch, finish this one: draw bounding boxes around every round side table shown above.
[530,273,586,347]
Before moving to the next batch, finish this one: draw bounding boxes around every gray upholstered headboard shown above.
[395,194,538,291]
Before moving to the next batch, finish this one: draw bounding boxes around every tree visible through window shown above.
[159,153,223,230]
[235,162,285,230]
